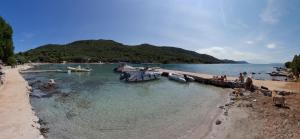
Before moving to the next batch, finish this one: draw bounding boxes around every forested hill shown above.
[17,39,241,64]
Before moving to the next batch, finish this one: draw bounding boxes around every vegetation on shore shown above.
[16,39,243,64]
[285,54,300,79]
[0,16,15,65]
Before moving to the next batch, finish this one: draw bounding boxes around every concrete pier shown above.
[19,69,67,73]
[158,69,243,88]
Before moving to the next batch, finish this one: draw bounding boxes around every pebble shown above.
[246,103,253,107]
[216,120,222,125]
[218,105,225,109]
[224,111,228,116]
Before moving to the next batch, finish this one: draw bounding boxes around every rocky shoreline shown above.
[205,84,300,139]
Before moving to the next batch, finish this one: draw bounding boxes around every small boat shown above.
[168,73,186,83]
[67,66,91,72]
[184,75,195,82]
[113,63,138,72]
[120,70,161,82]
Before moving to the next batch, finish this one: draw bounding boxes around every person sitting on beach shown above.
[239,73,244,83]
[224,75,227,81]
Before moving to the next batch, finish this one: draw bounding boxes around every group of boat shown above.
[115,64,194,83]
[119,70,161,82]
[65,64,195,83]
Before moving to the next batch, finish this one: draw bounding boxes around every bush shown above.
[285,61,292,68]
[291,55,300,78]
[7,56,16,66]
[15,55,27,64]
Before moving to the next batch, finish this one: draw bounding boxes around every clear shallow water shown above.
[24,63,282,139]
[25,64,228,139]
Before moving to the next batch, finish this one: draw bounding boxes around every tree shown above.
[7,56,16,66]
[0,16,14,64]
[285,61,292,68]
[291,55,300,78]
[15,54,27,64]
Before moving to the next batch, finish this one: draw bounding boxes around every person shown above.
[239,73,244,83]
[224,75,227,81]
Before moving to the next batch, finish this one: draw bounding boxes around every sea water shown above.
[24,64,280,139]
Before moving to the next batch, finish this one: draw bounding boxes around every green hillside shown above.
[17,39,239,64]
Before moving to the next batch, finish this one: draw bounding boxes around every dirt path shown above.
[0,67,43,139]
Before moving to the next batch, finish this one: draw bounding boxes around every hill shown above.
[17,39,242,64]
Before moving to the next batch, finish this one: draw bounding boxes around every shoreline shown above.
[0,65,44,139]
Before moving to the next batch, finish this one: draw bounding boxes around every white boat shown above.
[114,63,137,72]
[120,70,161,82]
[67,66,91,72]
[168,73,186,83]
[184,75,195,82]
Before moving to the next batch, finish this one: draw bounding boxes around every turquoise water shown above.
[24,64,280,139]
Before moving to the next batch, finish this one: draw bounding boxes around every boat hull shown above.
[67,67,91,72]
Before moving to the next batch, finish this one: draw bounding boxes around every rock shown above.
[38,119,48,125]
[40,127,49,136]
[261,86,269,90]
[263,102,267,105]
[237,103,242,107]
[261,89,272,97]
[245,103,253,107]
[277,91,291,96]
[216,120,222,125]
[218,105,225,109]
[224,110,228,116]
[48,79,56,85]
[245,77,254,91]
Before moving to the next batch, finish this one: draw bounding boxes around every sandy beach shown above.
[0,65,43,139]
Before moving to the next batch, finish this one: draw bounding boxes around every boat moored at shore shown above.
[168,73,187,83]
[120,70,161,82]
[67,65,92,72]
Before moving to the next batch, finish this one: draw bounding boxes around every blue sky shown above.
[0,0,299,63]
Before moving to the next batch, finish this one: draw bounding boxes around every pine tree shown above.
[0,16,14,64]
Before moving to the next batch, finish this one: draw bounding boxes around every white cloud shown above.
[266,43,277,49]
[196,46,259,62]
[245,41,254,44]
[260,0,281,24]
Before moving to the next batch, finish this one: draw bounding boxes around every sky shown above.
[0,0,300,63]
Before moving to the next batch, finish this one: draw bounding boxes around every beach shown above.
[204,82,300,139]
[0,65,43,139]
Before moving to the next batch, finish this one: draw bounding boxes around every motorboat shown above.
[113,63,139,72]
[168,73,186,83]
[184,75,195,81]
[67,65,91,72]
[120,70,161,82]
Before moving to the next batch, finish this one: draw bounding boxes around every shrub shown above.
[7,56,16,66]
